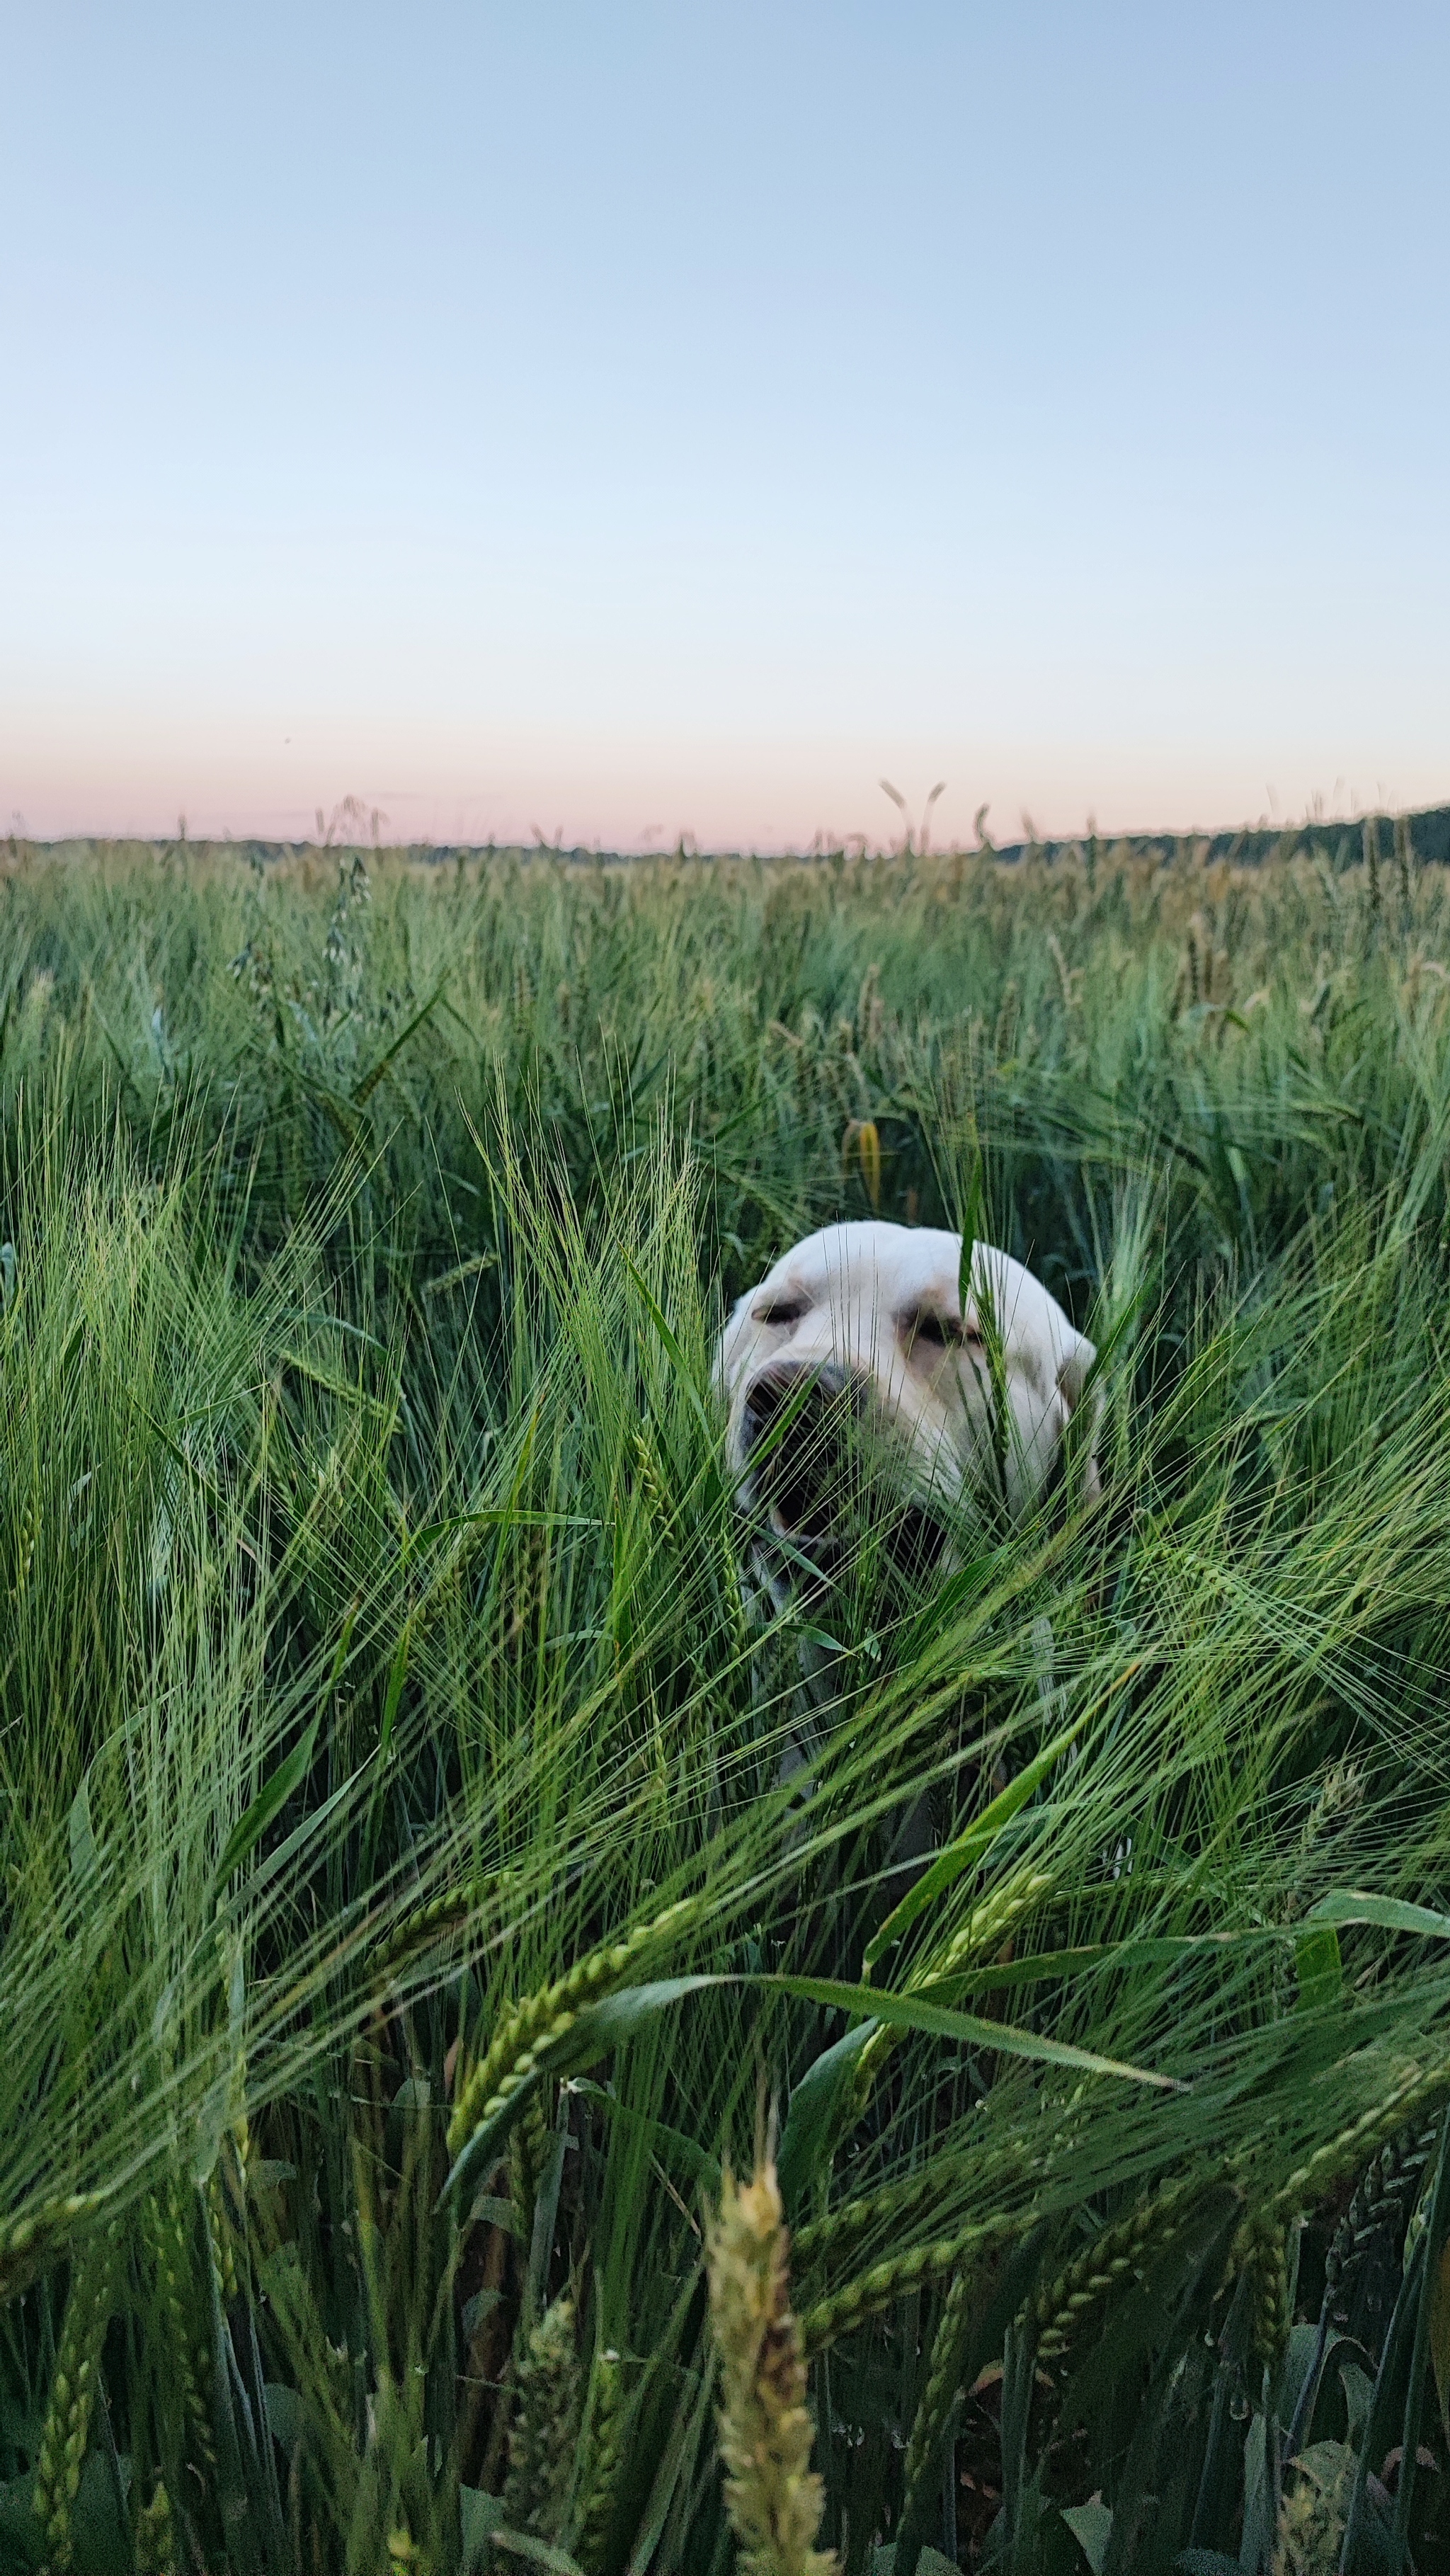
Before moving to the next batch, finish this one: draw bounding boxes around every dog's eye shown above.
[904,1310,978,1351]
[911,1313,956,1347]
[755,1299,806,1329]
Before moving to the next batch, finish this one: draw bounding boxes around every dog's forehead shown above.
[764,1221,961,1307]
[750,1223,1061,1354]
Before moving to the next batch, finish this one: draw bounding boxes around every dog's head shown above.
[714,1221,1097,1557]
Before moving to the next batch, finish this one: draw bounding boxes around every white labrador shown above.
[715,1220,1097,1549]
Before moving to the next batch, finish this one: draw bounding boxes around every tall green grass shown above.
[4,837,1450,2572]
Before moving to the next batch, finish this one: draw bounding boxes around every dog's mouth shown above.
[739,1363,954,1581]
[879,1498,954,1581]
[740,1362,862,1540]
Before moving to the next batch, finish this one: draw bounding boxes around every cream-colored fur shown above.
[715,1220,1097,1537]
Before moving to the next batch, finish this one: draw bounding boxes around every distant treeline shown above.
[14,802,1450,871]
[986,803,1450,871]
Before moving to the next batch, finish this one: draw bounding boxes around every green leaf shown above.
[1277,2320,1343,2452]
[67,1777,98,1896]
[569,2080,722,2191]
[210,1711,321,1896]
[350,980,446,1106]
[1431,2237,1450,2446]
[443,1962,1180,2209]
[377,1615,411,1766]
[548,1974,722,2062]
[777,2021,877,2216]
[1306,1890,1450,1939]
[0,2471,45,2568]
[467,2192,521,2234]
[864,1706,1092,1971]
[1061,2496,1114,2575]
[192,2072,231,2187]
[1294,1924,1342,2011]
[925,1927,1279,2000]
[765,1975,1184,2092]
[224,1765,360,1910]
[68,2448,132,2576]
[459,2487,506,2575]
[1339,2359,1374,2446]
[264,2383,301,2457]
[491,2529,584,2572]
[1294,2441,1358,2492]
[1393,2118,1450,2560]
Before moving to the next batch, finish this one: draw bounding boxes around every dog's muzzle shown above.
[740,1359,955,1581]
[739,1360,866,1541]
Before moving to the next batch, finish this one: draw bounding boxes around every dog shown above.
[714,1221,1098,1872]
[715,1220,1098,1558]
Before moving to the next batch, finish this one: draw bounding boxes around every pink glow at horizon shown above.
[7,725,1441,857]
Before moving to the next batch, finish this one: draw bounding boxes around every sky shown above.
[4,2,1449,853]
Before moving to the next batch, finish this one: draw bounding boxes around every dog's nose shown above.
[740,1361,867,1534]
[743,1359,856,1440]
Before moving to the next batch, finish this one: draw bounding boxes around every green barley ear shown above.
[1029,2177,1200,2363]
[133,2476,176,2575]
[0,2194,110,2309]
[144,2176,215,2473]
[32,2221,122,2570]
[799,2209,1022,2355]
[572,2340,624,2575]
[1235,2206,1291,2377]
[205,2128,249,2310]
[896,2268,974,2568]
[1267,2061,1450,2225]
[707,2156,836,2576]
[850,1867,1054,2123]
[367,1876,495,1986]
[509,2082,553,2250]
[1322,2112,1439,2318]
[447,1896,702,2165]
[501,2292,583,2546]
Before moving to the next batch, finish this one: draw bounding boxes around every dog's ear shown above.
[1056,1327,1102,1503]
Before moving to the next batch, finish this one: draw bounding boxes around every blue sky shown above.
[4,3,1448,849]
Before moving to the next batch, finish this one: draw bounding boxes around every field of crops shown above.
[5,831,1450,2575]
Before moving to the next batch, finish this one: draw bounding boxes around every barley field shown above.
[4,828,1450,2575]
